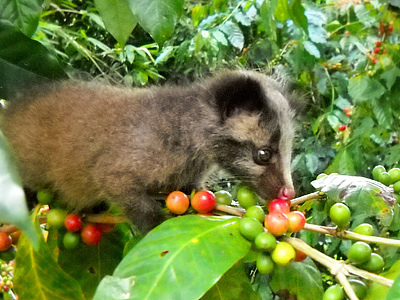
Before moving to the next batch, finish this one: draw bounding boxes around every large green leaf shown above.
[127,0,184,45]
[0,131,38,248]
[348,74,386,103]
[219,21,244,50]
[0,0,43,37]
[94,0,137,47]
[201,262,261,300]
[270,259,324,300]
[386,272,400,300]
[93,215,251,300]
[58,225,129,299]
[14,219,85,300]
[0,21,67,99]
[311,174,395,226]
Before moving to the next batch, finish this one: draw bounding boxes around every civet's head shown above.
[208,70,295,200]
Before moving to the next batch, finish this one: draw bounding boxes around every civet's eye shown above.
[254,147,272,165]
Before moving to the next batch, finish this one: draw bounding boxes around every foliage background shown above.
[1,0,400,299]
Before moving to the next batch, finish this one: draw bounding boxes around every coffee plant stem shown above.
[283,237,393,290]
[290,191,325,206]
[214,204,245,216]
[304,223,400,247]
[336,272,359,300]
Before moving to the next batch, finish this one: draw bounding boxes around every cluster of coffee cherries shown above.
[238,196,307,274]
[38,190,113,249]
[372,165,400,194]
[0,260,14,294]
[366,40,387,66]
[323,201,385,299]
[166,190,217,215]
[329,202,385,272]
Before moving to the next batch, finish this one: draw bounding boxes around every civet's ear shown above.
[211,72,267,122]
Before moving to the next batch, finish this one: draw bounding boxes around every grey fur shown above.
[1,70,295,233]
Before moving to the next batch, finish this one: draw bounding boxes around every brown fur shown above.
[1,70,295,233]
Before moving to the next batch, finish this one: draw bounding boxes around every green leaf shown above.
[94,0,137,47]
[0,21,67,99]
[290,0,308,33]
[274,0,290,23]
[303,41,320,58]
[311,174,395,226]
[14,218,85,300]
[93,216,251,300]
[386,272,400,300]
[201,262,261,300]
[58,225,129,299]
[0,0,43,37]
[0,131,39,248]
[325,148,356,175]
[270,259,324,300]
[219,21,244,50]
[259,0,276,40]
[127,0,184,45]
[380,66,400,90]
[305,8,327,44]
[348,75,386,103]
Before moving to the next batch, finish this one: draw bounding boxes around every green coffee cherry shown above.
[372,165,386,181]
[329,203,351,229]
[348,242,372,264]
[353,223,374,236]
[244,206,265,223]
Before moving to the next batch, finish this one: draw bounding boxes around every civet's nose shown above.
[278,186,295,201]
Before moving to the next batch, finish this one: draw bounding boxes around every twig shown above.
[283,236,392,300]
[290,191,325,206]
[214,204,245,216]
[304,223,400,247]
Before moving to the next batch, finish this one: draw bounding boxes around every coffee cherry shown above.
[348,242,372,264]
[286,211,306,232]
[0,233,12,251]
[372,165,386,181]
[271,242,296,266]
[294,249,307,262]
[393,181,400,193]
[37,189,54,205]
[264,213,289,236]
[338,125,347,131]
[214,191,233,205]
[191,190,216,213]
[237,186,258,208]
[239,217,264,241]
[81,224,102,246]
[360,253,384,273]
[166,191,189,215]
[47,209,67,229]
[329,203,351,229]
[64,214,83,232]
[376,41,382,47]
[323,284,345,300]
[378,172,392,186]
[349,279,367,299]
[254,232,276,252]
[256,253,275,274]
[268,199,290,214]
[388,168,400,183]
[63,232,80,249]
[244,206,265,223]
[353,223,374,236]
[373,47,381,54]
